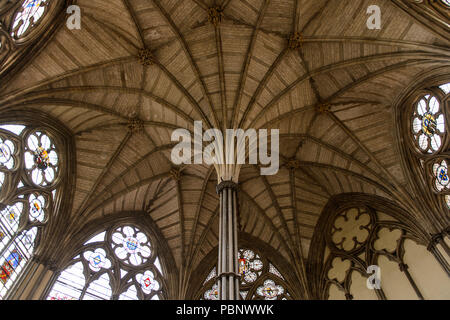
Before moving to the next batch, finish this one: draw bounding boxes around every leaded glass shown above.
[200,248,291,300]
[412,94,445,154]
[47,224,165,300]
[119,285,138,300]
[111,226,151,266]
[0,172,4,190]
[269,263,284,280]
[24,131,59,186]
[433,160,449,192]
[238,249,263,285]
[0,138,15,170]
[0,227,37,298]
[203,267,216,285]
[83,273,112,300]
[204,284,219,300]
[137,270,160,294]
[84,248,111,272]
[11,0,49,39]
[256,279,285,300]
[0,121,61,299]
[28,193,46,222]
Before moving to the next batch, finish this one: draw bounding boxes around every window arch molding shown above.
[0,109,75,299]
[0,1,73,81]
[188,232,303,300]
[41,211,178,300]
[395,72,450,217]
[307,193,440,300]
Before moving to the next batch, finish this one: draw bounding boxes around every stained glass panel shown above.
[47,262,85,300]
[111,226,151,266]
[25,131,58,186]
[256,279,285,300]
[47,224,164,300]
[11,0,48,38]
[412,94,445,154]
[433,160,449,192]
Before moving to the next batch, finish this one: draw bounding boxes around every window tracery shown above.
[318,205,447,300]
[47,224,165,300]
[200,248,291,300]
[0,123,60,299]
[0,0,66,77]
[409,81,449,209]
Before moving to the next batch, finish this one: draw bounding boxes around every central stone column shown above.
[216,180,240,300]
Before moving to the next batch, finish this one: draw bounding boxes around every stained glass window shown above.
[201,248,290,300]
[445,195,450,209]
[239,249,263,285]
[11,0,50,39]
[409,82,449,209]
[24,131,59,186]
[47,225,165,300]
[203,283,219,300]
[433,160,449,192]
[0,123,59,299]
[256,279,285,300]
[412,94,445,154]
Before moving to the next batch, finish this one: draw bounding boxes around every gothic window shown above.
[46,224,165,300]
[411,94,445,154]
[0,1,62,73]
[321,206,449,300]
[409,81,449,209]
[200,248,291,300]
[0,124,60,299]
[433,159,449,192]
[11,0,50,40]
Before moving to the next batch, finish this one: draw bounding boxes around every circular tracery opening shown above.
[24,130,59,186]
[411,94,445,154]
[111,225,152,266]
[433,159,449,192]
[11,0,50,39]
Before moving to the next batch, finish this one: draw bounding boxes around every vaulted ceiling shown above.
[0,0,449,297]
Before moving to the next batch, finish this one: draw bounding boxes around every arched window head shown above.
[201,248,291,300]
[47,224,165,300]
[10,0,52,40]
[407,81,449,209]
[0,1,65,76]
[0,123,62,299]
[309,202,449,300]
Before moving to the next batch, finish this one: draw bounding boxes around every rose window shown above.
[412,94,445,154]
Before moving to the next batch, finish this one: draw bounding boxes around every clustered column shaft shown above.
[216,181,240,300]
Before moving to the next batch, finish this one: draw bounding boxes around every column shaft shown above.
[216,181,240,300]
